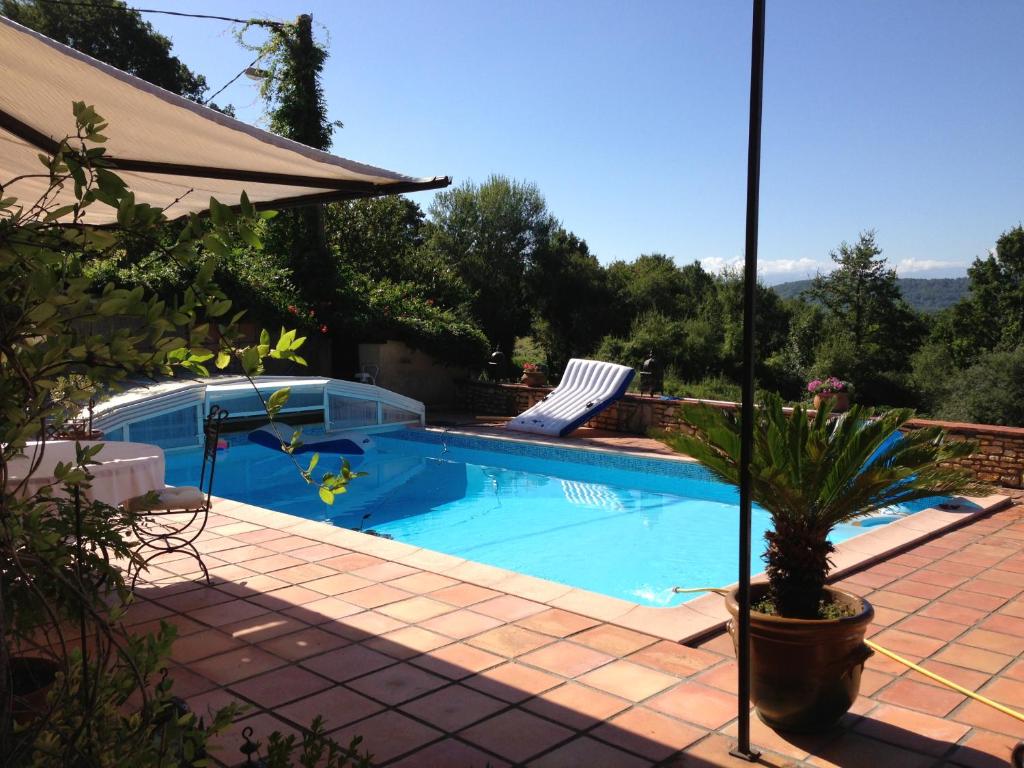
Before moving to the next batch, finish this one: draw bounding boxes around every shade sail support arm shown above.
[731,0,766,762]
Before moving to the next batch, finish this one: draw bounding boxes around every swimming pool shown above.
[165,428,940,607]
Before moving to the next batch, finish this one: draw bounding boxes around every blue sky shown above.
[142,1,1021,283]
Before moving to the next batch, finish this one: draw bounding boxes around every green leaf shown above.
[215,351,231,369]
[266,387,291,417]
[318,486,335,505]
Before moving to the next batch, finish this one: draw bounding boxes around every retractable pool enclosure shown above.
[93,376,425,450]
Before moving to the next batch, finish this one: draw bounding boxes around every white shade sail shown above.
[0,16,450,225]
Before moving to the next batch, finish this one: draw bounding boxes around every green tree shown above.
[526,229,614,371]
[807,231,925,399]
[944,226,1024,366]
[605,255,715,334]
[426,175,556,356]
[1,0,209,101]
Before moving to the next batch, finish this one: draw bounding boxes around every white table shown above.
[6,440,166,507]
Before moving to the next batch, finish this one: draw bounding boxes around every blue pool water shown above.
[165,429,943,607]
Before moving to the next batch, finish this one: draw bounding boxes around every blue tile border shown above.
[379,428,719,484]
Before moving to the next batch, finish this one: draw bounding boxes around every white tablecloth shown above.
[6,440,166,507]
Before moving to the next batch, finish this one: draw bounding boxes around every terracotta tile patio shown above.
[113,484,1024,767]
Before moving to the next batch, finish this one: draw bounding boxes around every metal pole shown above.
[731,0,766,762]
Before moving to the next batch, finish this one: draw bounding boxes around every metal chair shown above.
[125,406,228,587]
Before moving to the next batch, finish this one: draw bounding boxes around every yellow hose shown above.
[864,639,1024,724]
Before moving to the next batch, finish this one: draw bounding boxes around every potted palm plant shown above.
[660,394,982,732]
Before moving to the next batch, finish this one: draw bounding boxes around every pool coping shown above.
[207,484,1011,645]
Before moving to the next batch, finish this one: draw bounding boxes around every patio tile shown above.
[519,640,614,677]
[248,584,324,610]
[720,716,830,761]
[342,583,415,609]
[646,681,738,729]
[282,596,363,624]
[522,682,631,730]
[400,684,506,732]
[591,707,703,761]
[320,552,385,571]
[238,553,308,575]
[866,590,930,613]
[627,640,722,677]
[959,627,1024,655]
[220,613,306,643]
[980,612,1024,636]
[232,527,290,545]
[572,625,659,657]
[363,625,451,659]
[933,643,1013,674]
[299,643,395,682]
[289,542,350,562]
[329,710,443,764]
[853,703,970,756]
[121,599,174,626]
[190,645,287,685]
[347,661,448,705]
[302,573,374,596]
[418,608,504,639]
[910,659,990,691]
[917,600,989,626]
[258,534,317,553]
[459,709,573,764]
[884,579,949,600]
[941,588,1009,612]
[387,571,459,594]
[528,735,651,767]
[267,562,337,584]
[950,729,1024,768]
[896,615,967,642]
[184,685,249,723]
[377,596,458,623]
[467,625,555,657]
[229,665,331,708]
[872,628,946,657]
[905,568,968,588]
[430,583,503,607]
[169,628,244,663]
[578,660,678,702]
[694,661,739,694]
[388,738,509,768]
[410,642,505,680]
[464,662,563,703]
[515,608,600,637]
[805,730,935,768]
[473,594,548,622]
[953,678,1024,737]
[188,599,269,628]
[350,561,421,582]
[155,586,235,613]
[275,685,384,733]
[215,573,291,599]
[260,626,349,661]
[211,544,276,564]
[325,610,407,641]
[960,578,1023,599]
[875,677,965,716]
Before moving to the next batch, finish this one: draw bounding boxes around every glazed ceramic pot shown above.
[725,584,873,732]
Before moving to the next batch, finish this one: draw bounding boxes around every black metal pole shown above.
[731,0,766,762]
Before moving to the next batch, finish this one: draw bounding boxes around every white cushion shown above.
[124,485,205,512]
[507,359,635,437]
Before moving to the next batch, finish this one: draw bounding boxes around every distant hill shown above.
[771,277,970,313]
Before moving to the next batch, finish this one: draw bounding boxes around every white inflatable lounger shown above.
[507,359,636,437]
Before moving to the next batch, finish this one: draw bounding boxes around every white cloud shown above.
[894,258,962,274]
[698,256,822,277]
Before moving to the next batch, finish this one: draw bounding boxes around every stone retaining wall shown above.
[454,380,1024,488]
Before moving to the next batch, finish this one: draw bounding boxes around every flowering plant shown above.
[807,376,850,395]
[522,362,541,373]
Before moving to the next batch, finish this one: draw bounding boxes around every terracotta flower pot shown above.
[521,371,546,387]
[813,391,850,412]
[725,584,873,732]
[10,656,60,726]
